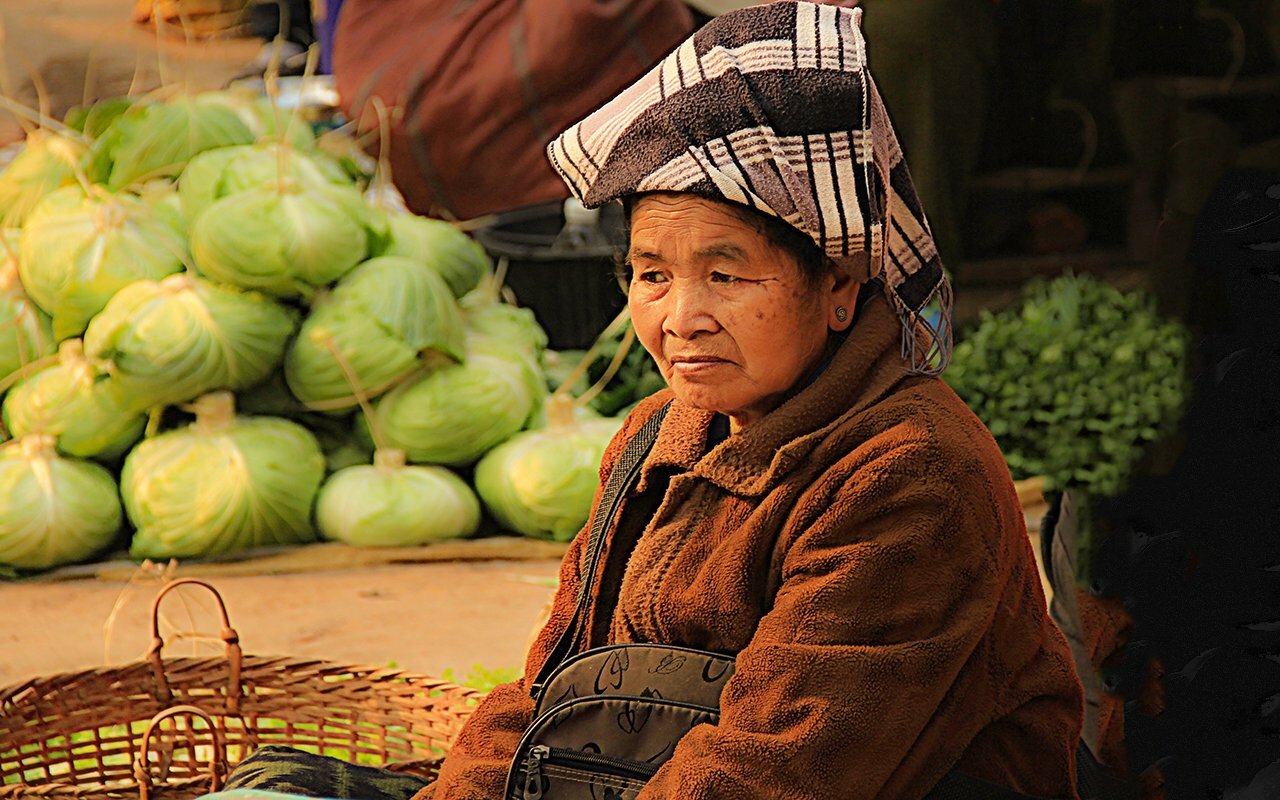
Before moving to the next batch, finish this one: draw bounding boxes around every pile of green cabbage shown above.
[0,89,650,572]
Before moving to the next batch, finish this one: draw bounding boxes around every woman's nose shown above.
[662,280,719,339]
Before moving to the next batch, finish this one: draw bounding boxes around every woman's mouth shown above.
[668,355,729,375]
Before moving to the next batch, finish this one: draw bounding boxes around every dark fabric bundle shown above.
[547,0,952,374]
[222,746,428,800]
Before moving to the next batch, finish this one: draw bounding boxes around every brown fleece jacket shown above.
[427,293,1083,799]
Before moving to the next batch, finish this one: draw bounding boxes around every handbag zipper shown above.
[522,745,660,799]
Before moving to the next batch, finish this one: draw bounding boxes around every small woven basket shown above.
[0,579,485,800]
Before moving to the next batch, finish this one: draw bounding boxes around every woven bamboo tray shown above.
[0,579,485,800]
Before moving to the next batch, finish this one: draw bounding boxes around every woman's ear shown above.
[827,264,862,331]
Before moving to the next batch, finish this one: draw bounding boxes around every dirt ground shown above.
[0,518,1048,690]
[0,557,563,687]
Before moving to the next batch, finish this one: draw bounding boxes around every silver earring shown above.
[834,306,848,323]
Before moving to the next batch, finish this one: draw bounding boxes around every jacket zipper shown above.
[522,745,659,799]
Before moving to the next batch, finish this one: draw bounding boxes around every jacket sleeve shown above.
[427,396,673,800]
[635,431,1080,799]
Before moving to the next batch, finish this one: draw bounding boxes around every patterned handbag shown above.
[507,644,735,800]
[503,402,741,800]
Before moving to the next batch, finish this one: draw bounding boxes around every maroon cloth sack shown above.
[333,0,695,221]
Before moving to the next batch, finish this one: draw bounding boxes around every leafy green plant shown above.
[583,328,665,417]
[441,663,520,693]
[945,273,1191,498]
[543,322,665,417]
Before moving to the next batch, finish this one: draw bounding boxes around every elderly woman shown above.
[427,3,1083,798]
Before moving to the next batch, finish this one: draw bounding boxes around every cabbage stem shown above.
[193,391,237,434]
[544,394,577,429]
[318,333,390,452]
[374,448,407,471]
[18,433,56,460]
[466,256,509,305]
[19,435,58,500]
[0,352,57,394]
[282,45,320,160]
[575,323,636,411]
[549,307,634,412]
[366,96,397,212]
[57,339,96,385]
[0,248,21,285]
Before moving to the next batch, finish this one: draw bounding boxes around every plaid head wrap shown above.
[547,0,953,375]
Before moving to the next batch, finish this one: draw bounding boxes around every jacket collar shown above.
[639,293,920,496]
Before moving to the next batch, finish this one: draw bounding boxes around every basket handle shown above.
[147,579,244,714]
[132,704,226,800]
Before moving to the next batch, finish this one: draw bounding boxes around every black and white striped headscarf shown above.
[547,0,952,375]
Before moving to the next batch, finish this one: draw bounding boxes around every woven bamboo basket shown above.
[0,579,485,800]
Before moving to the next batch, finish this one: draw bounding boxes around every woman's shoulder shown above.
[784,378,1025,557]
[815,375,1015,513]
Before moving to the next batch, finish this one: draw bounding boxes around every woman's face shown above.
[627,193,858,431]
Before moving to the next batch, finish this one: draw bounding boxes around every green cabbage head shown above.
[463,300,548,360]
[316,449,480,546]
[179,142,351,222]
[3,339,145,460]
[19,186,186,339]
[136,180,190,235]
[122,392,325,560]
[285,256,465,410]
[195,87,316,151]
[89,95,255,189]
[0,131,89,227]
[84,274,296,409]
[0,435,122,570]
[474,413,623,541]
[0,240,56,383]
[361,345,541,466]
[381,213,491,298]
[190,180,375,297]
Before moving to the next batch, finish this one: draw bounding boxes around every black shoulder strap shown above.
[530,402,671,696]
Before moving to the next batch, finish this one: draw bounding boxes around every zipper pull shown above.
[523,745,550,800]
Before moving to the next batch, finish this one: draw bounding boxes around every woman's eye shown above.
[636,270,668,284]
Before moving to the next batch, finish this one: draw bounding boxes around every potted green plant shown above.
[944,272,1192,582]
